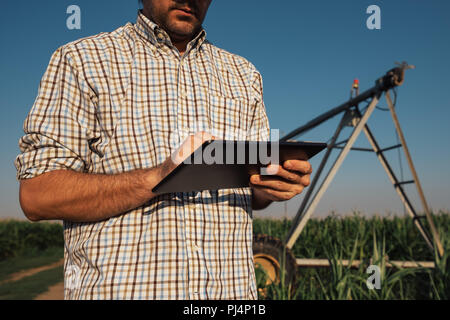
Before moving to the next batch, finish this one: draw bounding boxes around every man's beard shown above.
[168,19,199,38]
[161,12,201,40]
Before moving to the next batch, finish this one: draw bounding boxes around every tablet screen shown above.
[152,140,327,194]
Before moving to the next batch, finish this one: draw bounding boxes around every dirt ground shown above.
[34,281,64,300]
[1,259,64,284]
[1,258,65,300]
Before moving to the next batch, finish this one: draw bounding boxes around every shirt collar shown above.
[134,10,207,52]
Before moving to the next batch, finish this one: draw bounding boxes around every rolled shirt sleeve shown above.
[14,46,97,180]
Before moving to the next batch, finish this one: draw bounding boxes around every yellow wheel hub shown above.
[254,253,280,285]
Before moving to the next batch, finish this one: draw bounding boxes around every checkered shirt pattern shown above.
[14,11,270,300]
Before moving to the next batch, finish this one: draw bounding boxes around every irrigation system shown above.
[252,62,445,286]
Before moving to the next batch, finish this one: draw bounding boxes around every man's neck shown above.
[173,39,189,56]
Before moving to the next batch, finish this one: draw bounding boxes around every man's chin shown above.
[167,21,199,39]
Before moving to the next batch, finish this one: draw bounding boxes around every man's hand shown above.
[250,160,312,210]
[156,131,215,181]
[171,131,215,166]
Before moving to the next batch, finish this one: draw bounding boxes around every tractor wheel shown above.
[252,234,297,288]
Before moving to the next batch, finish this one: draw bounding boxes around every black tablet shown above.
[152,140,327,194]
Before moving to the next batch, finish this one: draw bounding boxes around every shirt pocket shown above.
[208,94,253,140]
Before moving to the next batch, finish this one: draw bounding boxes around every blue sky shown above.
[1,0,449,219]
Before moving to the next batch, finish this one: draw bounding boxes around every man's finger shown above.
[171,131,214,165]
[263,164,304,183]
[283,160,313,174]
[250,175,304,194]
[250,183,298,202]
[299,174,311,187]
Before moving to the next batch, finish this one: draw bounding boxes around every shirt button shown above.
[192,243,200,252]
[189,204,196,210]
[156,32,164,42]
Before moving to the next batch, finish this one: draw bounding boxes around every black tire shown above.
[252,233,297,288]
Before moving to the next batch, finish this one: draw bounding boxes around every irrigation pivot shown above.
[253,63,444,286]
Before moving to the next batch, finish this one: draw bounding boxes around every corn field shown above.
[253,211,449,300]
[0,212,448,300]
[0,220,63,260]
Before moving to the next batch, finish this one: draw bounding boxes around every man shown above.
[15,0,312,299]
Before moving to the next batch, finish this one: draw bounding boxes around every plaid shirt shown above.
[14,11,270,300]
